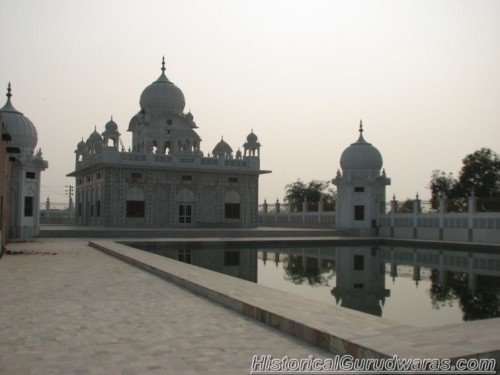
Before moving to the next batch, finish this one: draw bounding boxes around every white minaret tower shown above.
[333,121,390,235]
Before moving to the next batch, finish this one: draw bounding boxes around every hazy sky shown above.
[1,0,499,205]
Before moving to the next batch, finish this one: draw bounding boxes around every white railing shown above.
[379,196,500,243]
[258,201,335,227]
[259,211,336,227]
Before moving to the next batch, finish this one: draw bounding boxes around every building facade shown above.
[0,112,12,248]
[0,83,48,239]
[333,121,390,235]
[69,59,269,228]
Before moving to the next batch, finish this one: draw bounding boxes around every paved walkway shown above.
[0,240,329,374]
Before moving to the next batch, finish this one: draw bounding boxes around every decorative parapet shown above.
[73,148,264,173]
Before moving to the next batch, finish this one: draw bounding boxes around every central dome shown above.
[139,58,185,114]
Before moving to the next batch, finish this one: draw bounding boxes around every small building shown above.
[68,58,269,228]
[333,121,390,235]
[0,83,48,239]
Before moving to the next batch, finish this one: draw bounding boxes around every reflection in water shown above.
[269,246,499,325]
[430,271,499,321]
[331,247,390,317]
[129,241,500,327]
[282,255,334,287]
[127,243,258,282]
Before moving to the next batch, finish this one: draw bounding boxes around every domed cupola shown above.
[87,127,103,144]
[85,126,103,155]
[340,121,383,171]
[77,138,86,152]
[102,116,121,148]
[105,116,118,132]
[0,83,38,154]
[246,130,258,144]
[243,129,260,158]
[212,136,233,159]
[139,56,186,114]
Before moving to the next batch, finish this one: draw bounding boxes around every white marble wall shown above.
[75,166,259,228]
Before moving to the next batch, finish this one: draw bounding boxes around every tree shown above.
[282,255,332,286]
[284,179,336,206]
[428,148,500,210]
[428,170,459,210]
[429,270,499,321]
[397,198,414,213]
[455,148,500,198]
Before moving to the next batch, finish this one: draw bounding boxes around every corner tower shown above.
[0,83,48,239]
[333,121,390,235]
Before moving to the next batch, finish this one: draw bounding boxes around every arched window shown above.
[163,141,172,155]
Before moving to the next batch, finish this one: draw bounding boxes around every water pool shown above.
[127,241,500,327]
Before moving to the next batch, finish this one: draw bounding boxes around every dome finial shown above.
[359,119,363,135]
[161,56,166,74]
[6,82,12,100]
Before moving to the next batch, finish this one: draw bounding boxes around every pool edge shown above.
[89,239,500,366]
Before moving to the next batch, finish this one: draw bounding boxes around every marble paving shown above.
[0,240,331,374]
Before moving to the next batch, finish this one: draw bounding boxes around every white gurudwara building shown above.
[68,58,269,228]
[333,121,390,235]
[0,83,48,239]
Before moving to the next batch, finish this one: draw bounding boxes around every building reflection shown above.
[260,245,500,321]
[129,241,500,322]
[331,247,389,316]
[127,242,258,282]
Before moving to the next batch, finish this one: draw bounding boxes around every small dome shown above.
[0,83,38,152]
[212,137,233,157]
[105,117,118,131]
[139,58,185,114]
[128,113,140,132]
[77,138,86,150]
[87,127,103,144]
[340,122,383,171]
[246,130,258,143]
